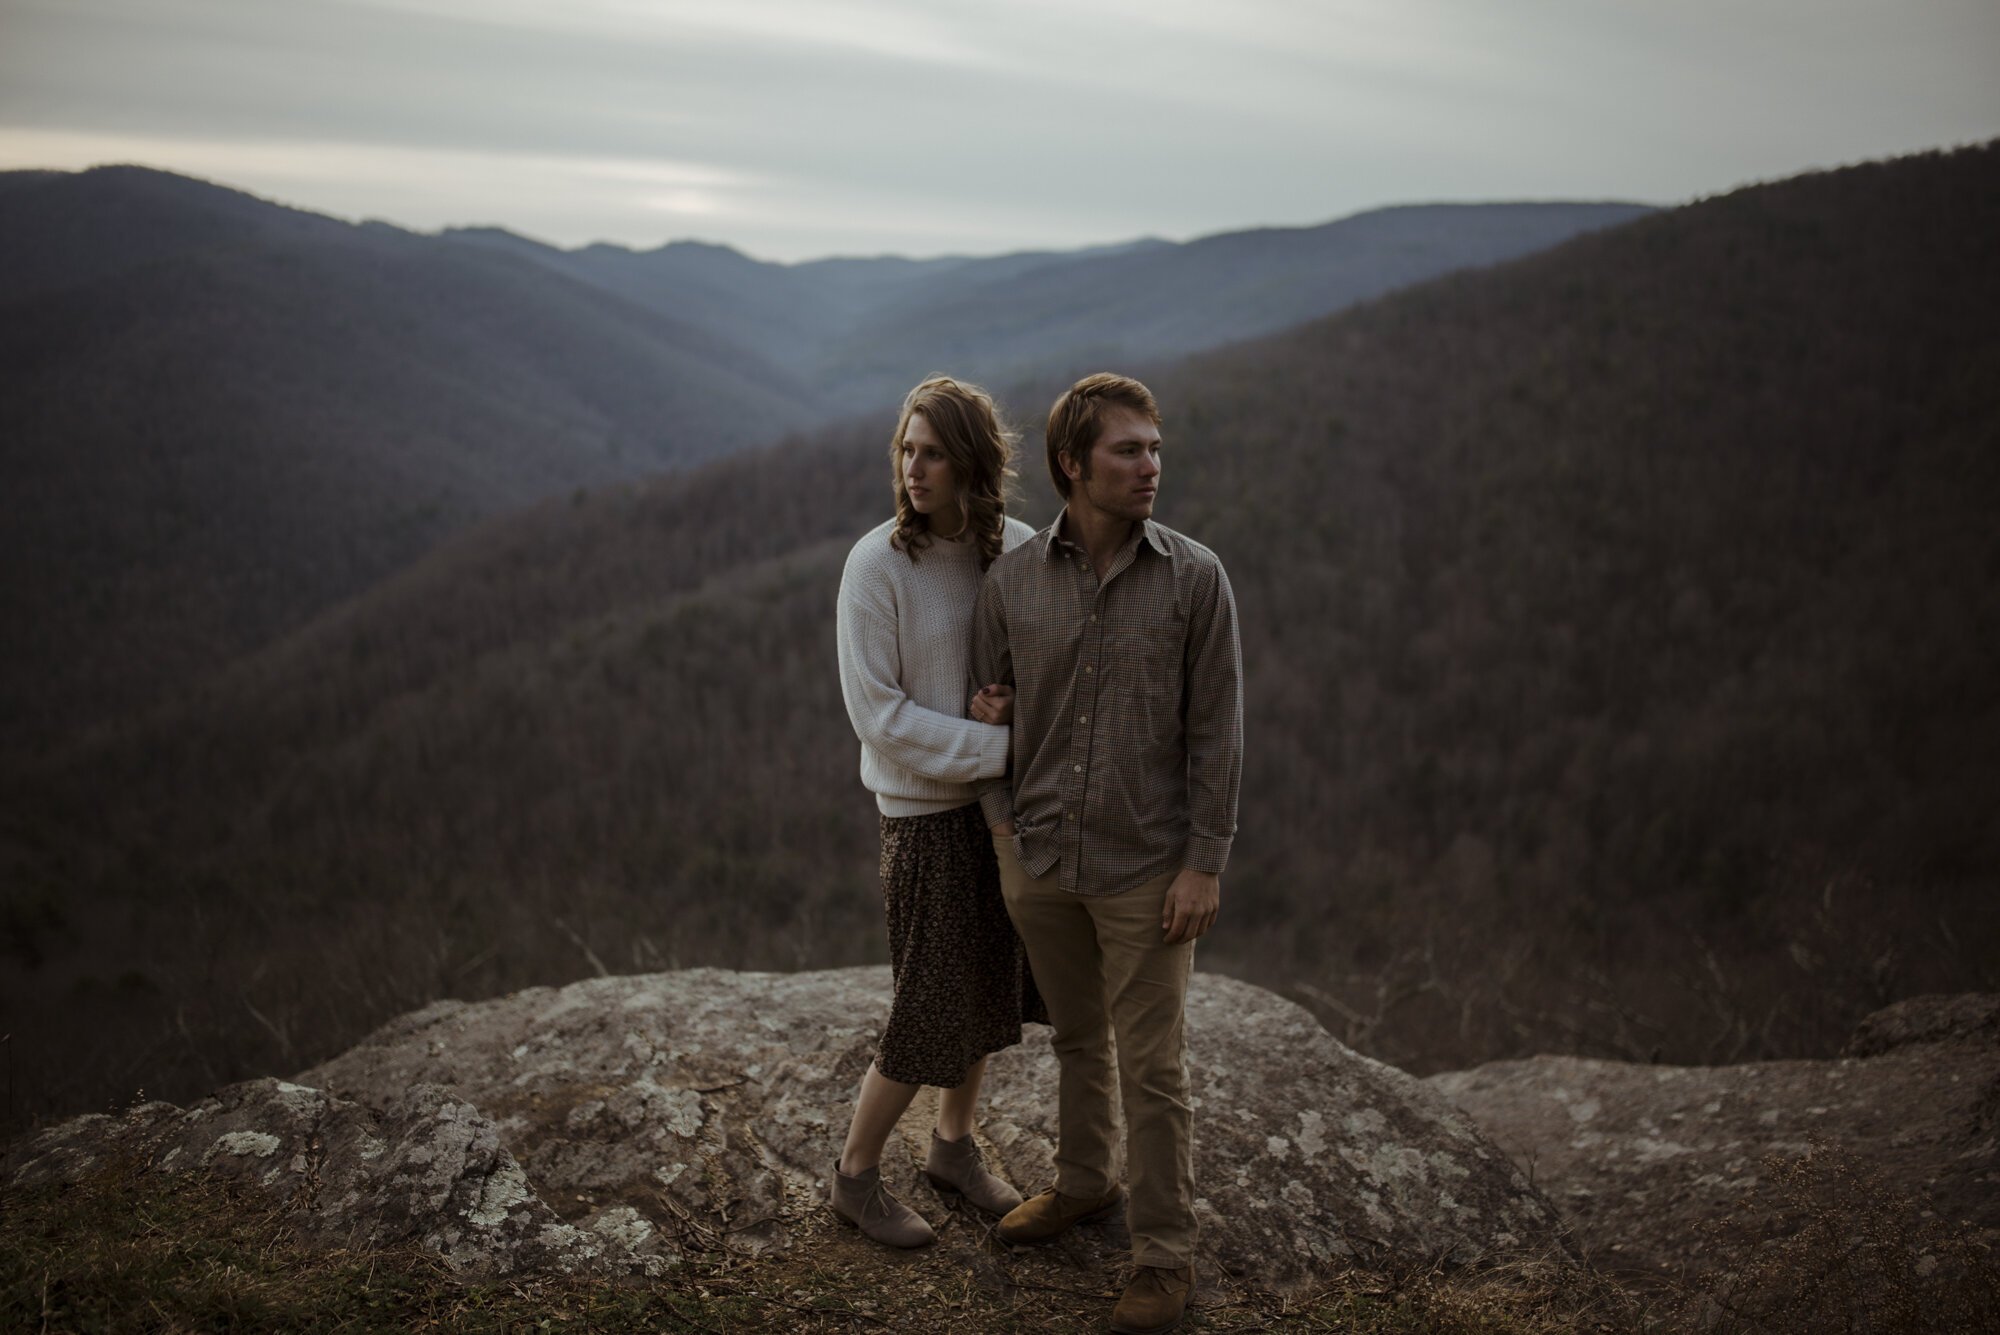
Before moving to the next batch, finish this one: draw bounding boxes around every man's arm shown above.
[1180,558,1242,873]
[967,574,1017,834]
[1162,558,1242,943]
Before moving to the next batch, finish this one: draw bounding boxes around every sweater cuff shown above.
[974,722,1011,781]
[1184,834,1232,876]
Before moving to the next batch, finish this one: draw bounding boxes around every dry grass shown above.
[9,1137,1995,1333]
[1,1155,1649,1335]
[1669,1139,1999,1335]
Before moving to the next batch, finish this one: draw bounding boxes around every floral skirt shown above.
[875,803,1049,1087]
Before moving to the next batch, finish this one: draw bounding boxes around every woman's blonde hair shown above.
[889,375,1015,570]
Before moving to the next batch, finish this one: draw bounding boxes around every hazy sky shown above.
[2,0,1994,260]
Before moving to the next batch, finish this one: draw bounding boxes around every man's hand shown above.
[970,683,1014,725]
[1161,869,1219,944]
[991,820,1016,837]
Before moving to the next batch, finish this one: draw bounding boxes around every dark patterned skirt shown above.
[875,802,1049,1087]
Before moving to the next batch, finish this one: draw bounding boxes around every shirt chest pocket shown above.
[1112,611,1186,702]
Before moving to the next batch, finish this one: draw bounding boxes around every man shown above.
[969,372,1242,1335]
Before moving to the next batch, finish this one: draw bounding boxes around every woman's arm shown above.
[836,574,1010,784]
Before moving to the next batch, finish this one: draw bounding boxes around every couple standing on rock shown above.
[833,371,1243,1335]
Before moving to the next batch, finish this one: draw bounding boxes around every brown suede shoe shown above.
[830,1161,935,1248]
[1110,1264,1195,1334]
[924,1131,1023,1216]
[994,1185,1125,1245]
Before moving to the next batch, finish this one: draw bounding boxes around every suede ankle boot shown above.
[995,1185,1126,1245]
[830,1160,935,1248]
[1110,1264,1195,1334]
[923,1131,1023,1216]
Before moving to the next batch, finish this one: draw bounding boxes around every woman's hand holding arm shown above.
[968,684,1013,725]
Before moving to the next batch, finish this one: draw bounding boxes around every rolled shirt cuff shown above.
[1183,834,1232,876]
[978,787,1015,831]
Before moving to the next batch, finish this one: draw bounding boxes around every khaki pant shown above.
[992,836,1196,1268]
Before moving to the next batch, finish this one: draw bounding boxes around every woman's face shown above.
[900,412,960,524]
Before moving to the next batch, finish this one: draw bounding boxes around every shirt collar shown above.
[1040,508,1174,561]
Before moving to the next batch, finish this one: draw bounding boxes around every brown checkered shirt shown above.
[971,512,1242,896]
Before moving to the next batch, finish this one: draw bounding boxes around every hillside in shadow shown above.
[2,145,1994,1124]
[0,166,822,746]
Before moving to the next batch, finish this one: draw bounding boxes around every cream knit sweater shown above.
[836,515,1036,817]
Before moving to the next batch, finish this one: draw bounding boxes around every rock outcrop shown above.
[2,1078,669,1275]
[307,968,1564,1285]
[6,967,1566,1286]
[1426,993,2000,1276]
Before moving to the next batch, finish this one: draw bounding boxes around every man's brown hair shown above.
[1044,372,1161,499]
[889,375,1016,570]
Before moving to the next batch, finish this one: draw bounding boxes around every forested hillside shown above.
[3,146,1993,1123]
[0,167,821,746]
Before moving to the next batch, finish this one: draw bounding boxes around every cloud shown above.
[0,125,1109,259]
[2,0,1995,257]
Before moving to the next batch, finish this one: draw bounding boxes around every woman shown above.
[831,374,1046,1247]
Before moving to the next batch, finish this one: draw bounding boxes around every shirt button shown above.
[1067,812,1076,820]
[1090,613,1098,622]
[1074,764,1083,772]
[1084,665,1093,673]
[1078,715,1089,724]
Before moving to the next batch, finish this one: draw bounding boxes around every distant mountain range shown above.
[0,166,1644,743]
[447,199,1653,412]
[6,144,1992,1120]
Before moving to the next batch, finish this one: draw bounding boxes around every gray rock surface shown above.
[2,1077,673,1276]
[7,967,1564,1284]
[1426,993,2000,1277]
[302,967,1560,1284]
[1842,992,2000,1059]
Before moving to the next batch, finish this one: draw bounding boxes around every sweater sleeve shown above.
[837,558,1011,784]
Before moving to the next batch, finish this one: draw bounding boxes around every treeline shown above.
[3,145,1997,1124]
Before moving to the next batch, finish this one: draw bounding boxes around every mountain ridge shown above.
[1,166,1646,745]
[0,165,825,744]
[445,198,1655,410]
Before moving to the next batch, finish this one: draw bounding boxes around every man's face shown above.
[1070,407,1161,523]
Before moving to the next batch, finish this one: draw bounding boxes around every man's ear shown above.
[1060,446,1085,483]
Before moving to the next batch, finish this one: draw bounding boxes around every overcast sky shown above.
[2,0,1994,261]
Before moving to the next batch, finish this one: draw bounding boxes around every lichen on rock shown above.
[2,1077,667,1277]
[299,967,1562,1284]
